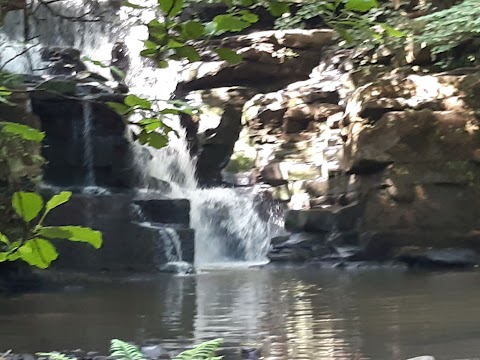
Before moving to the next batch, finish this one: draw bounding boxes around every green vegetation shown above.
[416,0,480,67]
[38,338,223,360]
[0,190,102,269]
[0,118,103,269]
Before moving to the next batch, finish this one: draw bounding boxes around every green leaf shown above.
[110,66,126,80]
[122,1,148,9]
[173,338,223,360]
[240,10,259,24]
[107,102,132,115]
[182,20,206,40]
[213,14,251,33]
[45,191,72,215]
[169,0,184,17]
[0,122,45,142]
[344,0,378,12]
[147,132,169,149]
[158,0,173,14]
[167,38,184,48]
[140,48,158,57]
[38,226,103,249]
[0,233,10,245]
[268,1,290,17]
[82,57,108,68]
[110,339,146,360]
[240,0,254,6]
[144,40,160,50]
[12,192,43,222]
[0,86,12,97]
[157,60,169,68]
[124,95,152,110]
[138,118,166,132]
[215,48,243,64]
[175,46,201,62]
[18,238,58,269]
[381,24,406,38]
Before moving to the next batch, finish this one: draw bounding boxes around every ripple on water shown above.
[1,267,480,360]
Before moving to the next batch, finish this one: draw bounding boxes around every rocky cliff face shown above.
[178,26,480,267]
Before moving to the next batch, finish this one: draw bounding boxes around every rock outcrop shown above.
[178,24,480,267]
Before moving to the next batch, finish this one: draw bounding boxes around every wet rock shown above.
[44,194,195,271]
[159,262,194,274]
[396,247,478,268]
[268,246,314,262]
[241,347,262,360]
[41,47,87,76]
[323,245,363,261]
[133,199,190,226]
[261,162,287,186]
[334,202,362,231]
[179,30,335,91]
[285,209,334,232]
[141,344,171,359]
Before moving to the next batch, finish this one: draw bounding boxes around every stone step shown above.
[135,223,195,265]
[134,199,190,226]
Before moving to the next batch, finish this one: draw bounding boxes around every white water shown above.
[82,97,96,186]
[143,130,284,269]
[0,0,178,100]
[1,0,285,269]
[158,227,183,263]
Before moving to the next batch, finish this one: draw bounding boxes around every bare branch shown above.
[0,43,40,71]
[36,0,107,22]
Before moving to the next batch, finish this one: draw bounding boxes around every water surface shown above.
[1,265,480,360]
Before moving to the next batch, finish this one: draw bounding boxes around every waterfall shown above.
[145,130,284,269]
[0,0,177,99]
[82,97,96,186]
[1,0,285,270]
[158,227,183,263]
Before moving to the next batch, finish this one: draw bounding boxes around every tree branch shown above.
[37,0,107,22]
[0,42,40,71]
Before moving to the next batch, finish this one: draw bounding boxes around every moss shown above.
[224,152,256,172]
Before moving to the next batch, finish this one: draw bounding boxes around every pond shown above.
[1,265,480,360]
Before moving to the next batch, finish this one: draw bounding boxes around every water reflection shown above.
[2,267,480,360]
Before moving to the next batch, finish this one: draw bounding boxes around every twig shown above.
[37,0,106,22]
[0,43,40,71]
[1,350,12,358]
[9,87,111,103]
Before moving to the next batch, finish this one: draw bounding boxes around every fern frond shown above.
[36,352,75,360]
[110,339,146,360]
[173,338,223,360]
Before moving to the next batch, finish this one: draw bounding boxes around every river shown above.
[1,265,480,360]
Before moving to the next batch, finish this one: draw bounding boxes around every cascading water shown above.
[81,95,96,186]
[0,0,178,99]
[1,0,285,270]
[144,130,284,269]
[157,227,183,263]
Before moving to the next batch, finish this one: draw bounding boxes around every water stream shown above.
[2,267,480,360]
[142,131,284,269]
[81,94,96,186]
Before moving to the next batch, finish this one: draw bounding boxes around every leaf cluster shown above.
[275,0,404,44]
[123,0,293,66]
[39,338,223,360]
[415,0,480,64]
[108,95,198,149]
[0,191,103,269]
